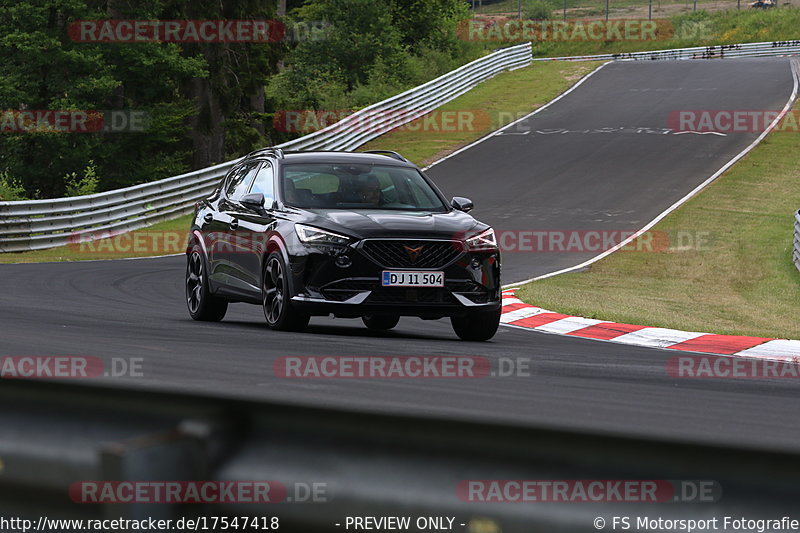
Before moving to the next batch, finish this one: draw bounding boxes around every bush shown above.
[64,160,99,197]
[526,0,554,20]
[0,169,28,201]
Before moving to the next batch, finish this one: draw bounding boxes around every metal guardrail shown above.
[3,379,800,531]
[794,209,800,272]
[0,43,532,254]
[533,39,800,62]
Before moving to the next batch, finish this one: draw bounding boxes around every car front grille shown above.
[365,287,455,305]
[359,240,463,269]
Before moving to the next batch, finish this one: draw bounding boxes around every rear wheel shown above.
[451,308,501,341]
[362,314,400,331]
[262,252,309,331]
[186,246,228,321]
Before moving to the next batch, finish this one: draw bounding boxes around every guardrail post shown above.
[793,209,800,273]
[97,419,228,520]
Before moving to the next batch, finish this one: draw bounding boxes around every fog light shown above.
[335,254,352,268]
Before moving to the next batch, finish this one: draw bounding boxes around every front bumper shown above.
[287,238,501,318]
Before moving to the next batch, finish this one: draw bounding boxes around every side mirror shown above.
[451,196,474,213]
[241,192,266,212]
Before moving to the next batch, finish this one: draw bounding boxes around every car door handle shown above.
[203,213,214,224]
[229,219,239,230]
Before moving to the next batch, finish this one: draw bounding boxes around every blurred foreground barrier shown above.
[2,380,800,532]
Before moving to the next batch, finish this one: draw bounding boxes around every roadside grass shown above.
[515,104,800,339]
[470,7,800,59]
[362,60,602,166]
[475,0,724,16]
[0,214,193,264]
[2,61,599,264]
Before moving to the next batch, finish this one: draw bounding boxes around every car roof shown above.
[247,150,417,168]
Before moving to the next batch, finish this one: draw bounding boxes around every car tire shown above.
[362,314,400,330]
[262,252,310,331]
[451,308,501,341]
[186,245,228,322]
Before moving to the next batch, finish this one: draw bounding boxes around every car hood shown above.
[299,209,485,241]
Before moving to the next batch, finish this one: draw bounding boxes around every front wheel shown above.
[186,246,228,322]
[262,252,309,331]
[362,314,400,330]
[451,308,501,341]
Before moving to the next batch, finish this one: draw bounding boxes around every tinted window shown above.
[281,163,446,211]
[226,162,260,200]
[249,162,275,202]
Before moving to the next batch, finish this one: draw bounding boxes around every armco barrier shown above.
[532,39,800,62]
[794,209,800,272]
[0,43,532,253]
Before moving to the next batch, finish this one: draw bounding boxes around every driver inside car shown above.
[360,176,383,206]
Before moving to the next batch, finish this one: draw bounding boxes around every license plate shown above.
[381,271,444,287]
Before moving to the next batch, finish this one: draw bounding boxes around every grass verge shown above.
[362,60,602,166]
[473,8,800,59]
[516,100,800,339]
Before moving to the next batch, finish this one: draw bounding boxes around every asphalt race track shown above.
[2,58,799,451]
[427,58,796,281]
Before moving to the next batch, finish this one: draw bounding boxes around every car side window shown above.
[249,162,275,202]
[227,162,260,200]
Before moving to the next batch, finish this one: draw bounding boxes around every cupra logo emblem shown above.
[403,245,424,263]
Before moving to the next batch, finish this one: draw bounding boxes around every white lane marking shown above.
[495,131,530,136]
[500,306,548,324]
[423,62,610,172]
[611,327,707,349]
[673,131,727,136]
[535,316,603,334]
[735,340,800,361]
[504,58,800,288]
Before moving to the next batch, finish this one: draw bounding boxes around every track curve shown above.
[2,58,799,451]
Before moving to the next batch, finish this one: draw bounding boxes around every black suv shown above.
[185,149,501,341]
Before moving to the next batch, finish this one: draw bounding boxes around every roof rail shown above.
[362,150,408,162]
[246,147,284,159]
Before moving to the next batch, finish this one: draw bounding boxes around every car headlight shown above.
[295,224,351,246]
[465,228,497,251]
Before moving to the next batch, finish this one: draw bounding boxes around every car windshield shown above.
[281,163,448,212]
